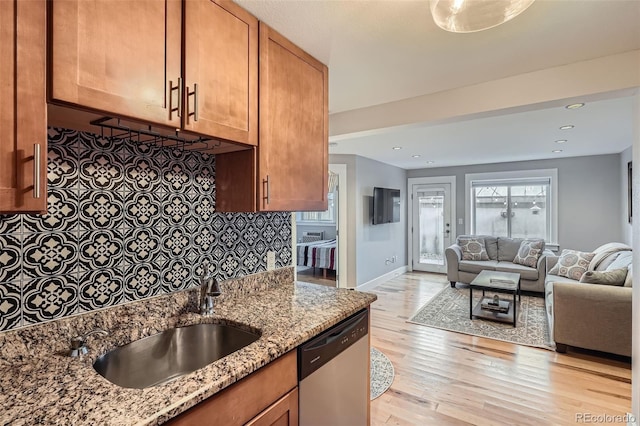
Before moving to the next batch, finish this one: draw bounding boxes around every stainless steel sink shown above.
[93,323,260,389]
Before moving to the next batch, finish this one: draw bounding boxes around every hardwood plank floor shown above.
[368,272,631,425]
[296,267,337,287]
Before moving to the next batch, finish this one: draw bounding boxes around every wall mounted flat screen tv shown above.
[372,187,400,225]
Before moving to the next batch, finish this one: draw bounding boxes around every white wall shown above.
[330,154,407,287]
[408,154,623,251]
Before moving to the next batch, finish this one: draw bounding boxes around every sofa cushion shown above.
[484,236,498,260]
[548,249,595,281]
[513,239,545,268]
[497,237,523,261]
[606,251,633,271]
[580,268,628,286]
[494,261,539,281]
[546,274,580,285]
[625,265,633,287]
[592,252,621,271]
[458,237,489,261]
[459,260,498,274]
[590,243,632,270]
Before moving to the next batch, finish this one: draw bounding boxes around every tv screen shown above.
[372,187,400,224]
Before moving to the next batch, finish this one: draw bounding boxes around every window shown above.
[465,169,558,244]
[296,191,336,223]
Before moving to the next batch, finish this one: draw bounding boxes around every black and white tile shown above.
[0,128,292,331]
[23,275,78,324]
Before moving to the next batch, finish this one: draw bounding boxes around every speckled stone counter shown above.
[0,267,377,425]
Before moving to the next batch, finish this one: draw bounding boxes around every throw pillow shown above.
[548,249,596,281]
[513,239,545,268]
[458,237,489,261]
[579,268,628,286]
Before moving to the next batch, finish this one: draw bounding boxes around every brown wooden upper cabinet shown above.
[216,23,328,212]
[49,0,257,146]
[0,0,48,214]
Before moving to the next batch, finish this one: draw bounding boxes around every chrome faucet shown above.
[69,328,109,357]
[199,261,221,316]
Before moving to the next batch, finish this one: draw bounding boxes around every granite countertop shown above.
[0,270,377,425]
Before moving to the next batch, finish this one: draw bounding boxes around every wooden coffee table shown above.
[469,270,521,327]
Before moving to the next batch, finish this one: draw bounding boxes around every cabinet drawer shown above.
[167,350,297,425]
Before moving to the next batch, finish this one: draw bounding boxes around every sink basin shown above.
[93,323,260,389]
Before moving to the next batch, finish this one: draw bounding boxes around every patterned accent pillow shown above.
[513,239,545,268]
[458,237,489,261]
[548,249,595,281]
[579,268,628,286]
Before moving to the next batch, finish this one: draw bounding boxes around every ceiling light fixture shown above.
[430,0,536,33]
[555,139,567,144]
[412,154,421,158]
[565,103,585,110]
[426,161,435,164]
[552,149,563,153]
[392,146,402,150]
[559,125,574,130]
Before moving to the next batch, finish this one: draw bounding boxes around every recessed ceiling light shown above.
[552,149,563,153]
[555,139,567,144]
[412,154,421,158]
[559,125,574,130]
[426,161,434,164]
[565,103,585,109]
[392,146,402,150]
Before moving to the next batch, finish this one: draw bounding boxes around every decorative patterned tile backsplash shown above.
[0,128,292,331]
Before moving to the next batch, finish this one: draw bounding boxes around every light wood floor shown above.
[369,272,632,425]
[296,267,337,287]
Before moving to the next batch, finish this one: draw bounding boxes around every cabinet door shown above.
[49,0,182,128]
[246,388,298,426]
[0,0,47,214]
[183,0,258,145]
[258,23,328,212]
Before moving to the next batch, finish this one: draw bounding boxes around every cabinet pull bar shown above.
[169,78,182,120]
[194,83,199,121]
[263,175,270,207]
[187,84,198,123]
[33,143,41,199]
[177,77,183,118]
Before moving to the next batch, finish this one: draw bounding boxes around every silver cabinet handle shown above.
[187,83,198,122]
[33,143,41,199]
[263,175,270,207]
[169,78,182,120]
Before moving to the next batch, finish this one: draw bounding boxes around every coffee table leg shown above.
[518,278,521,302]
[470,287,473,320]
[513,292,517,327]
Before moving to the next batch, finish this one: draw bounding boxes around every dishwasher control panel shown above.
[298,309,369,380]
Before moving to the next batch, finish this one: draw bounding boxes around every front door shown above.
[411,183,453,273]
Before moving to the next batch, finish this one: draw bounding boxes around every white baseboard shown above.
[357,266,408,291]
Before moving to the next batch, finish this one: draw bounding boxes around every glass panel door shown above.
[412,184,451,273]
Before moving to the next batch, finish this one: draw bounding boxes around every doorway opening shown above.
[294,164,347,287]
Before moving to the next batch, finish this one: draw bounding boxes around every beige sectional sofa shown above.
[545,243,632,357]
[445,235,553,293]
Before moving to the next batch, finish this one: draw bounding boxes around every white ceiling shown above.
[237,0,640,170]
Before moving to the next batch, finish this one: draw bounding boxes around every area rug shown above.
[370,347,394,400]
[408,285,554,350]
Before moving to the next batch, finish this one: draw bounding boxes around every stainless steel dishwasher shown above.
[298,309,369,426]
